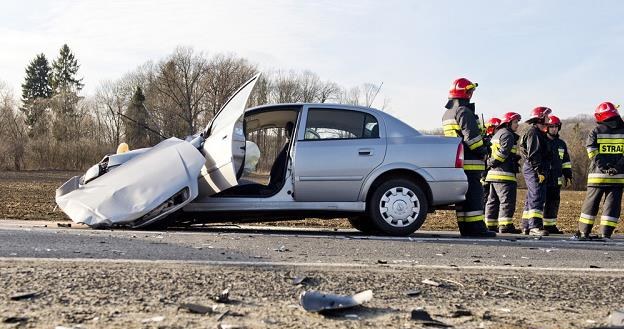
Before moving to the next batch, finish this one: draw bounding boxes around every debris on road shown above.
[449,309,472,318]
[214,288,230,303]
[609,310,624,326]
[57,223,71,228]
[274,245,289,252]
[440,278,464,288]
[422,279,442,287]
[300,290,373,312]
[179,303,214,314]
[405,289,421,297]
[292,276,309,285]
[411,308,452,327]
[377,259,388,264]
[3,316,28,324]
[10,291,39,301]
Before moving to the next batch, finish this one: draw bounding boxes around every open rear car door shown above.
[55,74,260,228]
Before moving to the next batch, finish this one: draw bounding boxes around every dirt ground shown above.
[1,260,622,329]
[1,170,622,235]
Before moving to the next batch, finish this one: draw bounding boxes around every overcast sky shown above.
[1,0,623,129]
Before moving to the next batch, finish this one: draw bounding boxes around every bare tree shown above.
[0,81,26,170]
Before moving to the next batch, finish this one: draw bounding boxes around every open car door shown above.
[197,74,259,196]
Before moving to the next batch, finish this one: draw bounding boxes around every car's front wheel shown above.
[368,178,428,236]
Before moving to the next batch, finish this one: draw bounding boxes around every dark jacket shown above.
[547,136,572,186]
[520,125,551,176]
[586,117,624,187]
[486,126,520,183]
[442,99,488,171]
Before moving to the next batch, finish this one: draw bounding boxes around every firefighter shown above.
[485,112,522,233]
[543,115,572,234]
[442,78,495,237]
[482,117,501,220]
[575,102,624,240]
[520,106,552,236]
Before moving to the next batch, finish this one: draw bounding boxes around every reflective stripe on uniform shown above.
[522,209,543,219]
[579,213,596,225]
[587,173,624,184]
[562,161,572,169]
[485,218,498,225]
[464,159,486,171]
[485,170,516,182]
[587,147,598,159]
[558,177,563,186]
[543,218,557,226]
[597,133,624,144]
[457,210,485,223]
[558,148,565,159]
[498,217,513,225]
[467,135,484,150]
[600,215,619,227]
[443,119,460,137]
[490,140,507,162]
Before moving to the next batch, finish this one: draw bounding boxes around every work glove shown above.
[480,178,487,186]
[538,174,546,184]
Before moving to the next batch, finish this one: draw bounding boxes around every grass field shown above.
[1,170,621,235]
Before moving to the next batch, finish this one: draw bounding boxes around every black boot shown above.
[544,226,564,234]
[599,225,615,239]
[487,226,498,232]
[529,227,549,236]
[571,230,591,240]
[462,221,497,237]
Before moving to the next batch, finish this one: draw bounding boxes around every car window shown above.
[304,109,379,140]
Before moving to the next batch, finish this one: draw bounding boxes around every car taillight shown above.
[455,143,464,168]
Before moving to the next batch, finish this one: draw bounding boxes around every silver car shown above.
[56,74,468,236]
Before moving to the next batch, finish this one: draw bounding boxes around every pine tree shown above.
[20,53,52,133]
[51,44,84,93]
[124,86,150,148]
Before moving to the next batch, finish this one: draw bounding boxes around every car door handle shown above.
[358,148,373,156]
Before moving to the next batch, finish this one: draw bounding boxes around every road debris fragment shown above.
[405,289,421,297]
[57,223,71,228]
[422,279,441,287]
[377,259,388,264]
[411,309,452,327]
[10,292,39,301]
[300,290,373,312]
[141,316,165,323]
[292,276,309,285]
[214,288,230,303]
[179,303,213,314]
[3,317,28,324]
[609,310,624,326]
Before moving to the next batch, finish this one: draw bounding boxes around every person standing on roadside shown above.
[520,107,552,236]
[442,78,496,237]
[542,115,571,234]
[575,102,624,240]
[482,117,501,218]
[485,112,522,233]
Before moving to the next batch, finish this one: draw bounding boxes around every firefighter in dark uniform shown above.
[575,102,624,240]
[442,78,495,237]
[485,112,522,233]
[520,106,552,236]
[482,117,501,224]
[543,115,572,234]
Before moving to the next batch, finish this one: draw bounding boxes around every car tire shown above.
[368,178,428,236]
[347,216,379,234]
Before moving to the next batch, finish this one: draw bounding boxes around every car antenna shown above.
[368,82,384,108]
[116,111,168,140]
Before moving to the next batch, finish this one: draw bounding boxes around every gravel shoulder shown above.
[1,260,622,329]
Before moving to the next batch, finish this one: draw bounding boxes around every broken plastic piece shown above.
[300,290,373,312]
[214,288,230,303]
[10,292,39,301]
[422,279,441,287]
[411,309,452,327]
[292,276,309,285]
[179,303,213,314]
[405,289,421,297]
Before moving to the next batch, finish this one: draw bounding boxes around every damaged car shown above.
[56,74,468,236]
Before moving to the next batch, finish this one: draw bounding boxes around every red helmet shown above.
[448,78,478,99]
[501,112,521,124]
[595,102,620,123]
[526,106,551,123]
[547,115,562,128]
[485,117,501,135]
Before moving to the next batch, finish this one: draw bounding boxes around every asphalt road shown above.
[1,220,623,270]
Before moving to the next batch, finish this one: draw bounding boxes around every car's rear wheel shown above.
[368,178,428,236]
[347,215,379,234]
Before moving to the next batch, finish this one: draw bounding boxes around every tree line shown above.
[0,45,386,171]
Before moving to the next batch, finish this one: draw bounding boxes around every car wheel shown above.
[368,179,428,236]
[347,216,379,234]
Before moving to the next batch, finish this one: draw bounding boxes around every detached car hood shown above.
[55,138,205,228]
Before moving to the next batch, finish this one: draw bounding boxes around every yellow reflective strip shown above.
[443,124,461,130]
[464,164,486,171]
[588,150,598,159]
[468,139,484,150]
[444,131,458,137]
[524,211,543,219]
[600,220,618,227]
[562,162,571,169]
[587,178,624,184]
[597,139,624,143]
[464,214,485,222]
[492,153,505,162]
[498,219,513,225]
[579,217,595,225]
[486,174,517,182]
